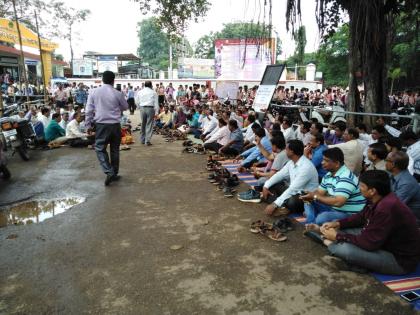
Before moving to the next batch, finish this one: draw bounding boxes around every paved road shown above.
[0,125,414,314]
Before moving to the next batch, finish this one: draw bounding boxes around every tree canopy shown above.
[137,17,193,71]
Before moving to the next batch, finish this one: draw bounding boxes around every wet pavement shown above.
[0,115,415,314]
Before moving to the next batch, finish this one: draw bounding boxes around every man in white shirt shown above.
[262,140,319,216]
[295,121,312,146]
[66,112,94,147]
[200,109,218,140]
[281,118,295,143]
[400,131,420,181]
[203,118,230,152]
[59,112,69,130]
[135,81,159,145]
[37,107,51,130]
[329,128,364,176]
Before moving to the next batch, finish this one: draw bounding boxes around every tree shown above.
[194,33,215,59]
[388,68,406,95]
[286,0,420,120]
[293,26,306,66]
[49,1,90,72]
[137,17,192,71]
[316,24,349,87]
[134,0,210,36]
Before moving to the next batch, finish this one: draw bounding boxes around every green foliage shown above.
[134,0,210,36]
[194,32,215,59]
[293,26,307,65]
[316,24,349,87]
[137,17,193,71]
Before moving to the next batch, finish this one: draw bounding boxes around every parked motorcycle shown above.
[0,136,11,179]
[0,117,36,161]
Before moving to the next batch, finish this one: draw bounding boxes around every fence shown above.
[268,103,420,134]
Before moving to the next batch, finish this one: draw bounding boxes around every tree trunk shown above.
[347,12,361,127]
[360,1,390,125]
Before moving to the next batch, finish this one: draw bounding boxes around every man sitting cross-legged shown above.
[237,135,288,203]
[234,127,272,172]
[66,112,95,147]
[306,170,420,275]
[203,118,230,153]
[300,148,366,225]
[217,119,244,156]
[262,140,319,216]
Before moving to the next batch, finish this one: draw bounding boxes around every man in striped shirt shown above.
[300,147,366,225]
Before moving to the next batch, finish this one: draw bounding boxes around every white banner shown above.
[98,60,118,73]
[253,85,276,112]
[215,81,239,100]
[72,59,93,76]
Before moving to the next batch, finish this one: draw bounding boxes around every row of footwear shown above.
[206,160,240,197]
[249,218,294,242]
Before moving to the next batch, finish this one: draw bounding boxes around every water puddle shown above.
[0,197,85,228]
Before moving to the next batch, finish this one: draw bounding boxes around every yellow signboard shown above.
[0,18,58,52]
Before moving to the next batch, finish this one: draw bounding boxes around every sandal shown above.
[261,227,287,242]
[250,220,272,233]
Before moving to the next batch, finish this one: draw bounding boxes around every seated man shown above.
[203,118,230,152]
[217,119,244,156]
[241,114,260,150]
[234,127,272,171]
[329,128,364,176]
[304,133,328,182]
[295,121,312,146]
[238,135,288,203]
[301,148,366,225]
[66,112,94,147]
[324,121,346,145]
[156,105,172,129]
[386,151,420,223]
[262,140,319,215]
[200,108,218,140]
[173,106,187,128]
[44,113,66,145]
[366,142,388,171]
[315,170,420,275]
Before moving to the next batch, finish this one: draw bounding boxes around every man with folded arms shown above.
[318,170,420,275]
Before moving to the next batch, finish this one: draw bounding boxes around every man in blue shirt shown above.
[127,86,135,115]
[386,151,420,224]
[304,133,328,181]
[75,85,87,107]
[235,127,272,172]
[301,147,366,225]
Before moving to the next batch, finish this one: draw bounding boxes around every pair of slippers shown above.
[250,220,287,242]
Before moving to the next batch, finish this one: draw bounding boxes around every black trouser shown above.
[204,142,222,152]
[127,98,135,114]
[266,181,304,213]
[94,123,121,176]
[158,95,165,106]
[220,146,239,156]
[68,136,95,147]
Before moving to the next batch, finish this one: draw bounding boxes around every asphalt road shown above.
[0,120,414,315]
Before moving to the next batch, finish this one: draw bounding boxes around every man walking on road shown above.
[135,80,159,145]
[85,71,129,186]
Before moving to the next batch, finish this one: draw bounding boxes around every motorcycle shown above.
[0,117,36,161]
[0,136,11,179]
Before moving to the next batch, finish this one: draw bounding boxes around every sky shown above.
[53,0,321,61]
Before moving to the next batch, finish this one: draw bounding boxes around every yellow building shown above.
[0,18,63,86]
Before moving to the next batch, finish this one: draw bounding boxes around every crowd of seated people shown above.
[149,86,420,276]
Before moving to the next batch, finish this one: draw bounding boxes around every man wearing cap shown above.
[85,71,129,186]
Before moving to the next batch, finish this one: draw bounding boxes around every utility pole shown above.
[12,0,30,102]
[169,43,173,79]
[34,10,48,103]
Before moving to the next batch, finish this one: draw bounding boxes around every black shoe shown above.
[146,142,152,146]
[112,175,121,181]
[104,174,113,186]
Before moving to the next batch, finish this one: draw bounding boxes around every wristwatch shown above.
[314,194,318,201]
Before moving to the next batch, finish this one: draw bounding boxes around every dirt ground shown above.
[0,115,415,315]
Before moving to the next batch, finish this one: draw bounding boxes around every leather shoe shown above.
[104,174,113,186]
[146,142,152,146]
[112,175,121,181]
